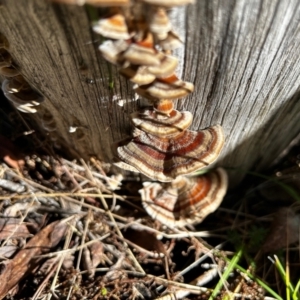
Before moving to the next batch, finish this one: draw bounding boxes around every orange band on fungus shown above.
[140,168,228,227]
[93,14,131,40]
[153,99,174,114]
[131,108,193,137]
[115,125,225,182]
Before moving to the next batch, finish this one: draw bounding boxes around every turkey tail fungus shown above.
[48,0,228,225]
[140,168,228,227]
[90,0,227,224]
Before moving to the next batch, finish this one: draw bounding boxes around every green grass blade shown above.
[221,256,284,300]
[209,248,243,300]
[293,279,300,300]
[273,255,294,298]
[107,63,114,90]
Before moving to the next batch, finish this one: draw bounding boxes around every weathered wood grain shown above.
[1,0,300,185]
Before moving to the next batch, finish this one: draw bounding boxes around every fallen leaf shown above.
[0,218,31,240]
[124,228,166,257]
[82,241,105,278]
[0,246,18,259]
[0,219,68,299]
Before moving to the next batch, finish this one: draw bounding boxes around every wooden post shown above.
[1,0,300,185]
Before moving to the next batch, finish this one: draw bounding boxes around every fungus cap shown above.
[93,14,131,40]
[120,65,156,85]
[147,53,178,78]
[140,168,228,227]
[2,79,44,112]
[1,76,28,93]
[153,99,174,115]
[0,65,20,77]
[98,40,128,65]
[114,160,140,173]
[16,105,38,114]
[149,8,172,38]
[122,43,160,66]
[135,75,194,100]
[115,125,225,182]
[131,109,193,137]
[158,31,183,50]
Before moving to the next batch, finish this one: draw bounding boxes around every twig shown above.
[79,158,145,274]
[48,216,78,300]
[32,261,59,300]
[36,232,111,259]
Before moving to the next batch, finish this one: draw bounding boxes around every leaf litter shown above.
[0,142,299,299]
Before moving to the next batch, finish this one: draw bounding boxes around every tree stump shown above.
[1,0,300,185]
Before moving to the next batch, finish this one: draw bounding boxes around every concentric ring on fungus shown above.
[130,109,193,137]
[149,8,172,40]
[93,14,131,40]
[120,66,156,85]
[115,124,225,182]
[122,43,161,66]
[139,168,228,227]
[135,75,194,100]
[98,40,129,65]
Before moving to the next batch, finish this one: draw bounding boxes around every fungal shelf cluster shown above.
[0,33,66,145]
[6,0,228,227]
[88,0,228,227]
[0,33,44,114]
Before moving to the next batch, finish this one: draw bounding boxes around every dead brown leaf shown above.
[0,219,68,299]
[124,228,166,257]
[0,218,31,240]
[89,240,105,268]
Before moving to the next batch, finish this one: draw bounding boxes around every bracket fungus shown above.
[1,76,44,113]
[139,168,228,227]
[119,65,156,85]
[0,32,44,114]
[72,0,227,224]
[149,8,172,39]
[98,40,128,65]
[152,98,174,115]
[120,54,178,85]
[158,31,183,51]
[146,53,178,78]
[130,108,193,137]
[135,75,194,101]
[122,43,161,66]
[115,125,225,182]
[93,14,131,40]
